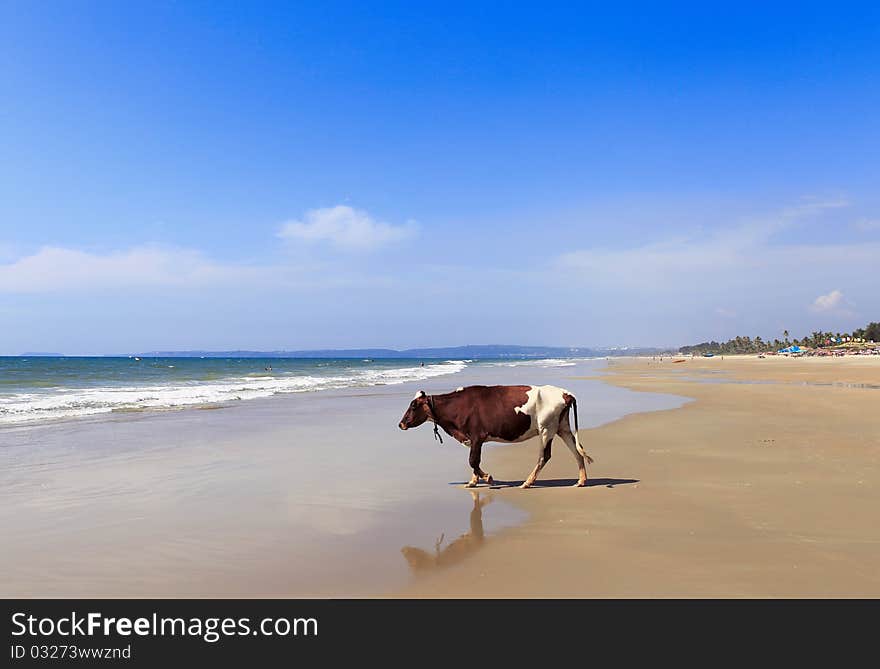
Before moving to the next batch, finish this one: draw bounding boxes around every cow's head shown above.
[399,391,430,430]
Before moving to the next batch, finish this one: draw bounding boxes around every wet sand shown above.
[401,356,880,597]
[0,359,681,597]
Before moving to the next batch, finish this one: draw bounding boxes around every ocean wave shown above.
[0,360,467,426]
[487,358,581,368]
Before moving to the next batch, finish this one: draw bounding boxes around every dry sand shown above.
[401,356,880,597]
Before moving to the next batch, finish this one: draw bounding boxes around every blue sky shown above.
[1,2,878,353]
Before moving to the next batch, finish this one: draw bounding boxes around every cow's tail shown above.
[569,396,594,464]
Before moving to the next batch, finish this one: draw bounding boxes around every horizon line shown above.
[8,343,668,357]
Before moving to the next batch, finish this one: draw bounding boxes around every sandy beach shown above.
[402,356,880,597]
[3,355,878,597]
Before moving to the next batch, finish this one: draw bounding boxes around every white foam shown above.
[487,358,582,368]
[0,360,468,425]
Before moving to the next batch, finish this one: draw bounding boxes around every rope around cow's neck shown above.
[428,395,443,445]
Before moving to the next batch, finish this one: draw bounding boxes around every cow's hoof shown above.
[520,482,533,489]
[573,481,587,488]
[484,475,494,485]
[465,481,477,489]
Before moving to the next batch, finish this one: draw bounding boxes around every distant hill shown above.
[134,344,665,359]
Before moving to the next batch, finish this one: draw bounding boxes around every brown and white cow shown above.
[398,384,593,489]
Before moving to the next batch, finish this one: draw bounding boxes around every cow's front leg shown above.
[466,440,492,487]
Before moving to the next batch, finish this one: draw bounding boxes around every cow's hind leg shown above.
[465,440,493,488]
[521,436,552,489]
[558,421,587,487]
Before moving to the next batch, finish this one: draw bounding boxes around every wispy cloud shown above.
[277,205,417,251]
[779,197,850,218]
[0,244,392,295]
[557,199,860,290]
[2,198,875,351]
[548,197,879,344]
[854,218,880,232]
[0,245,270,293]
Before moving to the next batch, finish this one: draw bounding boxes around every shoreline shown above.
[2,358,684,597]
[5,354,877,597]
[0,357,471,428]
[399,355,880,597]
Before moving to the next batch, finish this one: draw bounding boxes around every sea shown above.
[0,356,580,426]
[0,356,474,425]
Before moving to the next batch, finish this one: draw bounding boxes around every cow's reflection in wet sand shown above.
[401,491,491,572]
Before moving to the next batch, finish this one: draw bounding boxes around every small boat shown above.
[702,353,715,358]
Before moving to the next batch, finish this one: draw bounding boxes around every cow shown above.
[398,384,593,489]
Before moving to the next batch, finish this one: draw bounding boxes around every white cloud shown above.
[277,205,417,251]
[1,205,419,294]
[810,289,845,312]
[0,245,291,294]
[0,246,203,292]
[0,243,403,295]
